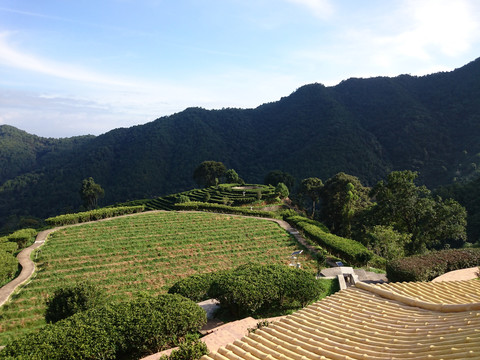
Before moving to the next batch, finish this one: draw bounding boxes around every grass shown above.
[0,211,318,346]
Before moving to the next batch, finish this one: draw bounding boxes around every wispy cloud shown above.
[0,32,133,87]
[284,0,334,19]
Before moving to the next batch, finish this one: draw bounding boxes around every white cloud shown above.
[0,32,133,87]
[284,0,334,19]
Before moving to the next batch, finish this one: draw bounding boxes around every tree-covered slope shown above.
[1,57,480,229]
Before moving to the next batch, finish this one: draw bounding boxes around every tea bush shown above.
[1,294,206,360]
[45,282,105,323]
[45,205,144,226]
[168,272,225,302]
[285,215,373,265]
[387,248,480,282]
[208,263,324,318]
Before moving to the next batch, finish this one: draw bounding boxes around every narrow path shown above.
[0,229,55,307]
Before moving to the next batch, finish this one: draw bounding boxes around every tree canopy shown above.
[319,172,371,238]
[79,177,104,210]
[193,161,226,187]
[264,170,295,191]
[299,177,324,217]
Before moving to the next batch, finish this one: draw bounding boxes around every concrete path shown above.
[0,229,55,307]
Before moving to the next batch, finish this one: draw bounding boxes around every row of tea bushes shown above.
[387,248,480,282]
[45,205,144,226]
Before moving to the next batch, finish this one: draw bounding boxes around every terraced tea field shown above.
[0,211,315,345]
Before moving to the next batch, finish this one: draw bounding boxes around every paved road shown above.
[0,229,55,307]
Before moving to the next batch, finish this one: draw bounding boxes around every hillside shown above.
[1,57,480,229]
[0,211,316,345]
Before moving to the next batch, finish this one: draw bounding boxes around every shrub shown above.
[286,216,373,266]
[160,338,208,360]
[168,272,224,302]
[0,228,37,250]
[387,248,480,282]
[177,195,191,203]
[174,202,278,219]
[285,215,330,232]
[1,294,207,360]
[45,205,144,226]
[45,282,105,323]
[0,251,18,287]
[208,263,324,318]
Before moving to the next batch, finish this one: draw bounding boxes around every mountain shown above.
[1,57,480,231]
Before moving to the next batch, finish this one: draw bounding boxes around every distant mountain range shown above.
[1,57,480,231]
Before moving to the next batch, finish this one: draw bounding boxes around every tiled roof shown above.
[201,279,480,359]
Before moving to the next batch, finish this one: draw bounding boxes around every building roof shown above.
[201,279,480,360]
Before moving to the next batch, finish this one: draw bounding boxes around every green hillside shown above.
[1,57,480,230]
[0,211,317,345]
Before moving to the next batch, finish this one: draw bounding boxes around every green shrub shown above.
[208,263,324,318]
[0,228,37,250]
[387,248,480,282]
[286,216,373,266]
[168,272,224,302]
[45,282,105,323]
[45,205,144,226]
[177,195,191,203]
[1,294,207,360]
[0,241,19,254]
[285,215,330,232]
[174,202,279,218]
[0,251,18,287]
[160,338,208,360]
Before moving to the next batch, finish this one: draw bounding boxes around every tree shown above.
[193,161,226,187]
[275,182,289,199]
[366,225,412,261]
[319,173,371,238]
[225,169,244,184]
[264,170,295,191]
[79,177,104,210]
[299,177,324,217]
[369,170,467,254]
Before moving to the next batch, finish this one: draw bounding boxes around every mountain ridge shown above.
[1,57,480,230]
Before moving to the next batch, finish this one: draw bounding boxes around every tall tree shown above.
[225,169,244,184]
[320,173,371,238]
[79,177,104,210]
[193,161,226,187]
[264,170,295,191]
[370,170,466,254]
[299,177,324,217]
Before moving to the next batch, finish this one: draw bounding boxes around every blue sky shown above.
[0,0,479,137]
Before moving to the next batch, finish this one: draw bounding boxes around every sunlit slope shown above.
[0,211,313,345]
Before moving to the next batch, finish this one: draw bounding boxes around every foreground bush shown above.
[168,272,225,302]
[1,294,206,360]
[286,215,374,266]
[45,282,105,323]
[387,248,480,282]
[45,205,144,226]
[208,263,325,318]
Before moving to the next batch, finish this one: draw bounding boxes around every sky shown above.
[0,0,479,138]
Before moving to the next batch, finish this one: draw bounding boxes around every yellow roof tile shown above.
[201,280,480,360]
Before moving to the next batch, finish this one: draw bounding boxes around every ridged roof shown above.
[201,279,480,360]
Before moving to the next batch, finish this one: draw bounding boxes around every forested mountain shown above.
[1,57,480,231]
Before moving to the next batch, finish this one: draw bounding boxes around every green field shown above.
[0,211,316,345]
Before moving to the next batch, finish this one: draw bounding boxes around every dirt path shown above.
[0,228,55,307]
